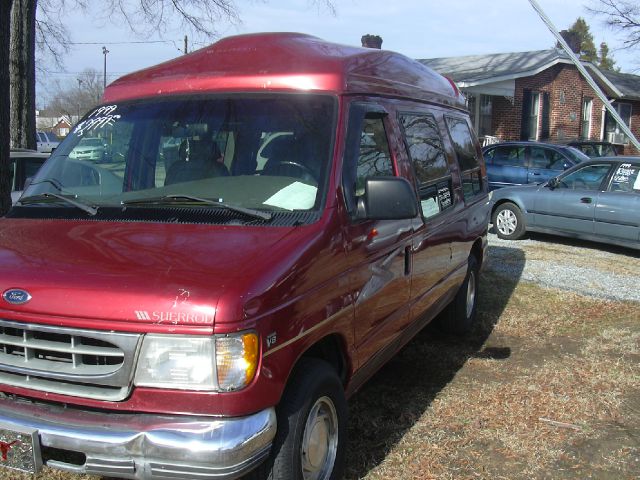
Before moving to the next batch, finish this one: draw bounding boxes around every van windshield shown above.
[20,95,335,222]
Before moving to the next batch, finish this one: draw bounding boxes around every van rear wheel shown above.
[438,255,479,335]
[252,358,347,480]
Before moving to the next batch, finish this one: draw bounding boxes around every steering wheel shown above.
[271,161,317,184]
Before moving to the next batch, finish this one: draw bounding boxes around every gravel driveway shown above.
[486,232,640,303]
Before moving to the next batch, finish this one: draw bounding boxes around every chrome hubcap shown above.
[466,270,476,319]
[496,209,517,236]
[301,396,338,480]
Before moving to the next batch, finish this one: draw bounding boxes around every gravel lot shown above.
[486,231,640,303]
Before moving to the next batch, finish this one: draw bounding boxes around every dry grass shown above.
[346,266,640,480]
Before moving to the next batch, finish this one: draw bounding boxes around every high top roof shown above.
[103,32,465,109]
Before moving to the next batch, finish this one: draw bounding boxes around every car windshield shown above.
[563,146,590,163]
[19,95,336,221]
[78,138,102,147]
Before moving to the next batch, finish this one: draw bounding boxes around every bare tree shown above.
[10,0,37,151]
[45,68,104,120]
[0,0,13,216]
[588,0,640,50]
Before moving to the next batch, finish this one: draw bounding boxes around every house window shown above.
[479,95,492,137]
[580,98,593,139]
[605,102,632,144]
[528,92,540,140]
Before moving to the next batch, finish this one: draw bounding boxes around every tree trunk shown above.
[10,0,37,151]
[0,0,14,215]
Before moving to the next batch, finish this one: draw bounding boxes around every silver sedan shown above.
[490,157,640,250]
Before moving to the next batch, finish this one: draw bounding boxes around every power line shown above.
[66,40,178,45]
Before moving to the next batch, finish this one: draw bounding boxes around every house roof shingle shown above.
[418,48,640,101]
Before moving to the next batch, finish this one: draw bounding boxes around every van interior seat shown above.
[165,138,229,185]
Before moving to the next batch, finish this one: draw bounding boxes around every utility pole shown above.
[102,46,109,90]
[76,78,83,124]
[184,35,188,54]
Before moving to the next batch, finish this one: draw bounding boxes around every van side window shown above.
[445,116,483,200]
[355,116,394,197]
[399,113,453,219]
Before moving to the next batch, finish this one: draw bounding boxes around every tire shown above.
[438,255,479,335]
[251,358,347,480]
[492,202,526,240]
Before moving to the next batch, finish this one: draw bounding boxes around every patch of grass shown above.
[345,274,640,480]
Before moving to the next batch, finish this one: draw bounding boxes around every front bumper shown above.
[0,396,276,479]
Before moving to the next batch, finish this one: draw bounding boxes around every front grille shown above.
[0,320,141,401]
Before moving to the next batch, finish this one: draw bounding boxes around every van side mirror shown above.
[356,177,418,220]
[547,177,559,189]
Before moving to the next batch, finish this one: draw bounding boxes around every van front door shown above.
[342,105,412,370]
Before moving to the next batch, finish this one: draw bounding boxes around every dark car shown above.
[490,157,640,250]
[9,149,49,203]
[482,141,589,190]
[566,140,618,158]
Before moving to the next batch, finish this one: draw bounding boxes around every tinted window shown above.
[529,146,552,168]
[559,164,612,190]
[488,146,525,167]
[355,116,394,197]
[609,163,640,192]
[399,114,448,183]
[399,113,452,219]
[445,117,479,171]
[530,146,569,169]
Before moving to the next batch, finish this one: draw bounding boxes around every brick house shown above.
[419,49,640,155]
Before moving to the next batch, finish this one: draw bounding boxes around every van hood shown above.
[0,219,298,331]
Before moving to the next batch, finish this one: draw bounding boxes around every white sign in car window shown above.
[634,171,640,191]
[421,198,440,218]
[264,182,317,210]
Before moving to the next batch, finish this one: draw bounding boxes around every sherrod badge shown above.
[2,289,32,305]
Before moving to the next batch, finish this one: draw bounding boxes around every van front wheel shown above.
[254,358,347,480]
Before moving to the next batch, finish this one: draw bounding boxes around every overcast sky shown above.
[37,0,638,106]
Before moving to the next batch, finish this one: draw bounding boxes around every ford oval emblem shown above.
[2,289,32,305]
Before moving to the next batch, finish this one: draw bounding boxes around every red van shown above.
[0,33,489,479]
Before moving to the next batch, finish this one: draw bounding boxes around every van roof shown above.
[103,32,466,109]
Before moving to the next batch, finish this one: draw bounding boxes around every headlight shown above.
[134,332,259,392]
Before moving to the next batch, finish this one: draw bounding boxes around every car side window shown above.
[558,164,612,191]
[399,113,453,219]
[529,146,551,168]
[355,116,394,197]
[609,163,640,193]
[445,116,482,200]
[491,146,525,166]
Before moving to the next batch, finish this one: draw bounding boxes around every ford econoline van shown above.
[0,33,489,479]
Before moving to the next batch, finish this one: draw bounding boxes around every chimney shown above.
[557,30,581,54]
[361,34,383,49]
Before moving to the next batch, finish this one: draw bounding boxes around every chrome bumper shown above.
[0,396,276,479]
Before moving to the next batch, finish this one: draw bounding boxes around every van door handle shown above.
[580,197,592,204]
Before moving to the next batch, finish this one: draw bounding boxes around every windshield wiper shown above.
[17,193,98,216]
[121,194,272,221]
